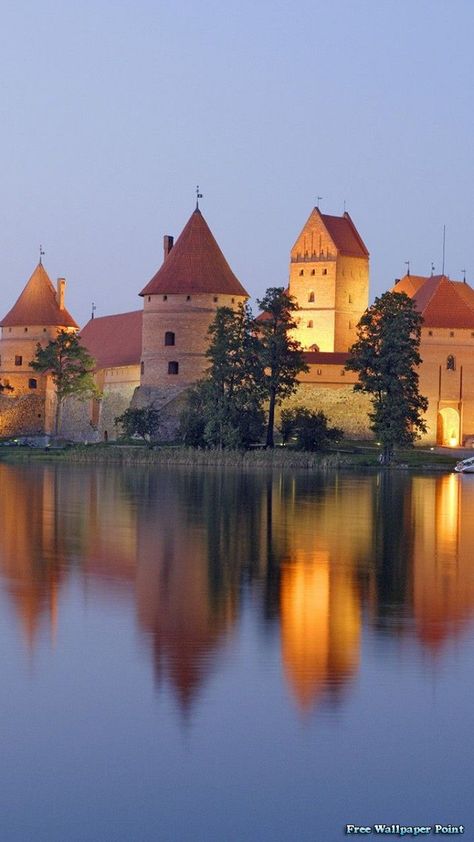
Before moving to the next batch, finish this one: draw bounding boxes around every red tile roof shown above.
[1,263,78,328]
[140,209,249,297]
[80,310,142,369]
[320,211,369,258]
[392,274,474,329]
[302,351,350,365]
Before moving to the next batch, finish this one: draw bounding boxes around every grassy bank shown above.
[0,442,457,470]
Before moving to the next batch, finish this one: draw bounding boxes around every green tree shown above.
[30,329,99,435]
[180,304,265,449]
[257,288,308,448]
[345,291,428,464]
[279,407,343,451]
[115,405,161,447]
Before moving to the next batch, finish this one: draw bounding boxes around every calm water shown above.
[0,463,473,842]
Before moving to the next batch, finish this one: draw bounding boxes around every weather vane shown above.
[91,302,97,320]
[431,262,435,276]
[462,269,466,283]
[405,260,410,276]
[196,185,203,210]
[316,196,323,208]
[39,245,45,265]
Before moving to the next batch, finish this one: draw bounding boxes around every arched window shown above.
[164,331,175,346]
[28,378,37,389]
[447,355,456,371]
[307,320,313,328]
[299,269,304,276]
[140,361,145,375]
[308,291,315,303]
[168,361,179,375]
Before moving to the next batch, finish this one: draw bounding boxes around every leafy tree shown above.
[115,405,161,447]
[30,329,99,435]
[279,407,343,451]
[257,288,308,448]
[345,291,428,464]
[180,304,265,449]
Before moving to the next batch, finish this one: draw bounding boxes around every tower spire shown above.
[195,185,203,210]
[39,245,45,266]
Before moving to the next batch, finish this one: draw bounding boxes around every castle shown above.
[1,203,473,446]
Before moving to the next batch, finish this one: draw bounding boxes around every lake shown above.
[0,463,472,841]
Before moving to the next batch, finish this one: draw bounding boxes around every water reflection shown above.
[0,464,473,717]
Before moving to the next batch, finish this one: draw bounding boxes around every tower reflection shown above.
[0,464,474,718]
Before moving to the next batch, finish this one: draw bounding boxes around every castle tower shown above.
[0,262,78,435]
[139,207,248,389]
[288,207,369,352]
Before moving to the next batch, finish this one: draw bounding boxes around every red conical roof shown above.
[1,263,78,328]
[140,209,249,297]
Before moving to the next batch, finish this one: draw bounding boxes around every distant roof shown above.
[1,263,78,328]
[140,208,249,297]
[392,274,474,329]
[302,351,350,365]
[80,310,142,368]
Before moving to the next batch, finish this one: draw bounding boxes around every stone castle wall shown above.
[0,394,47,437]
[280,382,373,440]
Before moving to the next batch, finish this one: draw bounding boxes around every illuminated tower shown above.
[288,207,369,352]
[0,262,78,434]
[139,206,248,391]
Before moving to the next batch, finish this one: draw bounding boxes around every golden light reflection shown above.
[280,550,360,712]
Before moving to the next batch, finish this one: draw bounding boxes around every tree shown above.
[180,304,265,449]
[279,407,343,451]
[257,288,309,448]
[30,329,99,435]
[345,291,428,463]
[115,405,161,446]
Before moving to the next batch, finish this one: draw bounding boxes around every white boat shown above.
[454,456,474,473]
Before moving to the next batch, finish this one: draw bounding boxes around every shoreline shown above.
[0,444,457,471]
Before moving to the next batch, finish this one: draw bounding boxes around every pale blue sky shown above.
[1,0,473,325]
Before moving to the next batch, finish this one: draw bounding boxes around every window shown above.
[341,369,345,376]
[317,368,322,375]
[322,269,328,276]
[428,330,433,336]
[28,378,37,389]
[168,361,179,375]
[148,296,151,302]
[213,296,218,303]
[450,331,454,337]
[447,355,456,371]
[140,361,144,375]
[308,291,315,303]
[231,298,235,304]
[311,269,315,276]
[164,331,175,346]
[24,327,28,332]
[15,355,22,366]
[307,320,313,328]
[43,328,47,332]
[299,269,304,276]
[348,294,353,304]
[163,295,168,301]
[186,295,191,301]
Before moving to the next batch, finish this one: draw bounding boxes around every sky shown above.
[1,0,473,326]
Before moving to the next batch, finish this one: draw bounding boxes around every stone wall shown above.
[0,394,47,437]
[280,383,373,440]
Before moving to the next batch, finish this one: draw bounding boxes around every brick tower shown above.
[0,262,78,435]
[288,207,369,352]
[139,207,248,392]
